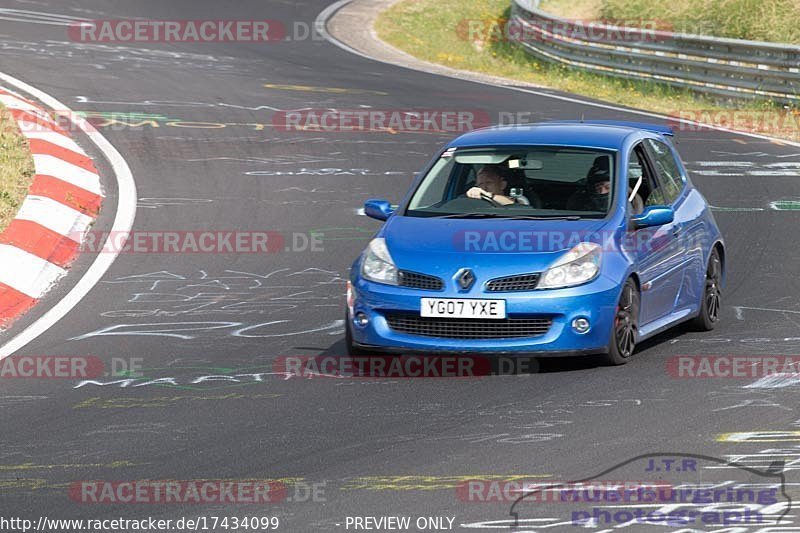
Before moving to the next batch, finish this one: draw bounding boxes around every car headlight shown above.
[361,238,398,285]
[538,242,602,289]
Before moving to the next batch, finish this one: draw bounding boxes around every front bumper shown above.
[348,273,621,356]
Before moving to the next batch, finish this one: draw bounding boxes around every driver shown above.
[466,165,530,206]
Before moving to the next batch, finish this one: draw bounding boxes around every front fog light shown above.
[355,312,369,328]
[572,317,590,334]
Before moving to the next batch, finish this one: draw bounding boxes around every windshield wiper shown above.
[419,213,587,220]
[424,212,504,219]
[494,215,583,221]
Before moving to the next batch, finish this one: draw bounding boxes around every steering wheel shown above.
[476,192,502,207]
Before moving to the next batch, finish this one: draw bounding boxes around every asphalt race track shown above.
[1,1,800,531]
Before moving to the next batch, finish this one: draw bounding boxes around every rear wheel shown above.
[601,278,639,366]
[689,248,722,331]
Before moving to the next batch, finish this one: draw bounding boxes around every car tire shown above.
[689,248,722,331]
[601,278,639,366]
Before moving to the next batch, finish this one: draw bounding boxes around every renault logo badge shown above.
[456,268,476,290]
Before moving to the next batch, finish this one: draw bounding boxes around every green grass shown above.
[542,0,800,44]
[539,0,602,20]
[0,104,35,232]
[601,0,800,43]
[375,0,800,141]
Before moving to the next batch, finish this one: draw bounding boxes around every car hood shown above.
[379,215,613,277]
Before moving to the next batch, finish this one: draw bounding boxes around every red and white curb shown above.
[0,88,104,327]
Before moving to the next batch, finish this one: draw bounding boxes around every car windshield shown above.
[405,146,616,219]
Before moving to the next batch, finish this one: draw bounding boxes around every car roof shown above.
[448,121,673,150]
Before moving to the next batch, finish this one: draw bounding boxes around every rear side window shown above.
[645,139,684,205]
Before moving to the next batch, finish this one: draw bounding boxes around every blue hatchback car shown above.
[347,121,724,364]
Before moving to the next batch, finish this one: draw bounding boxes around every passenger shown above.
[567,157,643,213]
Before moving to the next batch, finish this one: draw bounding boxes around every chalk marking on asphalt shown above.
[733,306,800,317]
[0,460,140,471]
[709,205,765,212]
[712,151,800,159]
[744,374,800,389]
[341,474,551,491]
[0,9,87,27]
[263,83,388,95]
[717,431,800,442]
[73,393,283,409]
[0,72,137,358]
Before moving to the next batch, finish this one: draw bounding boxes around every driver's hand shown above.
[467,187,487,199]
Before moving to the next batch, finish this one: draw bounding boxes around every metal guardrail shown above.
[510,0,800,103]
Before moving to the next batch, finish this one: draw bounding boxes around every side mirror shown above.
[364,199,395,221]
[632,206,674,228]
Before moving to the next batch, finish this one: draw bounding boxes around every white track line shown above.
[315,0,800,149]
[0,72,137,358]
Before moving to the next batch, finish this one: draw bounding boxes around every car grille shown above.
[398,271,444,291]
[486,273,540,292]
[384,312,552,339]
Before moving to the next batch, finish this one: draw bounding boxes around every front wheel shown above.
[689,248,722,331]
[601,278,639,366]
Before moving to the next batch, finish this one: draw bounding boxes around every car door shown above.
[628,141,684,325]
[644,138,704,313]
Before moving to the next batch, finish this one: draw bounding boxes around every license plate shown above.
[420,298,506,319]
